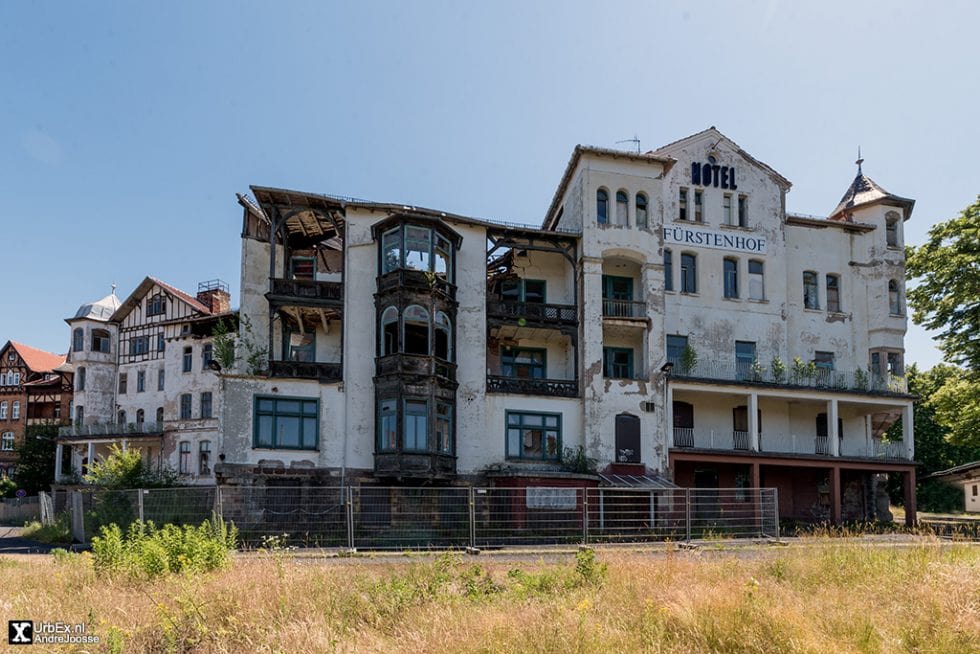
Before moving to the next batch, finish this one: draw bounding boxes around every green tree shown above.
[84,445,179,489]
[12,424,59,495]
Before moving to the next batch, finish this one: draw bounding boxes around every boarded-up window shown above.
[615,414,641,463]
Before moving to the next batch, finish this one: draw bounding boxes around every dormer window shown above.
[147,294,166,317]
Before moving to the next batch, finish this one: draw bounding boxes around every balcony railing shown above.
[486,300,578,327]
[671,428,910,460]
[58,421,165,438]
[269,278,343,304]
[269,360,343,383]
[377,269,456,299]
[486,375,578,398]
[668,358,908,394]
[376,354,456,383]
[602,299,647,319]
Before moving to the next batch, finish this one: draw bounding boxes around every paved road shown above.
[0,526,79,554]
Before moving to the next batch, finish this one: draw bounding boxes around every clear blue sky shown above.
[2,1,976,369]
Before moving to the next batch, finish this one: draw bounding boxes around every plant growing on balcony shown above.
[240,315,269,376]
[853,367,869,390]
[212,318,237,370]
[791,357,816,385]
[750,360,765,382]
[770,357,786,383]
[680,345,698,375]
[561,446,597,474]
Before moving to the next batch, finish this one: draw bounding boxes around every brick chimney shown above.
[197,280,231,314]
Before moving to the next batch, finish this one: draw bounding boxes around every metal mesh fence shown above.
[68,485,779,548]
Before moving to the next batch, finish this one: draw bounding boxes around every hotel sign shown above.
[663,226,767,254]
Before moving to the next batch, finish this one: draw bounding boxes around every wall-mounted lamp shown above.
[660,362,674,377]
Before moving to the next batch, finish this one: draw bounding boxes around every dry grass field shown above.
[1,540,977,653]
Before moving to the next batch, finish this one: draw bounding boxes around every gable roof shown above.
[651,126,793,191]
[828,172,915,221]
[926,460,980,481]
[110,276,213,323]
[3,341,68,373]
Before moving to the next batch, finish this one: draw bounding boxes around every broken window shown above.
[506,411,561,461]
[679,188,688,221]
[381,228,401,274]
[738,194,748,227]
[616,190,629,226]
[889,280,902,315]
[404,226,432,271]
[681,253,697,293]
[180,394,192,420]
[603,347,634,379]
[199,440,211,475]
[118,373,127,395]
[635,193,648,228]
[179,441,191,474]
[826,274,841,312]
[380,306,399,356]
[286,331,315,362]
[377,399,397,451]
[502,347,546,379]
[289,256,315,279]
[886,212,900,247]
[694,190,703,222]
[434,311,452,361]
[748,260,765,300]
[435,403,453,454]
[803,271,819,309]
[724,258,739,298]
[403,305,429,355]
[92,329,110,353]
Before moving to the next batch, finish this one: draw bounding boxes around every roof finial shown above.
[111,282,117,295]
[855,146,864,175]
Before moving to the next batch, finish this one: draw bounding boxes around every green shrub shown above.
[22,512,72,544]
[90,515,237,579]
[84,445,179,489]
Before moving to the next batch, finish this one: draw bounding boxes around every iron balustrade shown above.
[377,269,456,299]
[486,375,578,397]
[671,427,911,460]
[602,299,647,319]
[268,360,342,382]
[486,300,578,326]
[375,354,457,382]
[58,421,165,438]
[668,357,908,394]
[269,278,343,303]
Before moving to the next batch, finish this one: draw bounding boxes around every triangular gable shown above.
[3,341,67,373]
[651,126,792,191]
[109,277,213,323]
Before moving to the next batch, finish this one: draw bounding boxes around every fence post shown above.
[137,489,144,522]
[346,486,355,550]
[214,485,222,521]
[773,488,780,539]
[468,487,476,549]
[685,488,692,542]
[582,488,589,544]
[69,490,85,543]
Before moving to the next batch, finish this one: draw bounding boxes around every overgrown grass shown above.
[21,512,72,544]
[1,540,976,653]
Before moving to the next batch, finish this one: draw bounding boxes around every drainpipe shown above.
[339,218,349,494]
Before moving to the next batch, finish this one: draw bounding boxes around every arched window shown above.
[146,294,167,316]
[723,258,739,298]
[156,407,164,424]
[136,409,145,424]
[403,305,430,355]
[77,366,86,391]
[596,189,609,225]
[380,307,399,355]
[664,249,673,292]
[885,211,900,248]
[615,190,629,226]
[434,312,452,361]
[118,410,127,426]
[73,327,84,352]
[92,329,110,353]
[889,280,901,315]
[635,193,648,228]
[680,253,697,293]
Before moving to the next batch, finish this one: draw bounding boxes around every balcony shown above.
[269,360,342,383]
[486,375,578,398]
[671,428,910,460]
[376,354,456,384]
[602,299,647,319]
[58,421,165,439]
[487,300,577,328]
[267,278,343,307]
[668,358,908,395]
[374,451,456,479]
[377,269,455,300]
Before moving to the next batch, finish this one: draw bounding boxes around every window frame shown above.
[11,401,19,420]
[615,189,629,226]
[693,189,703,222]
[678,188,688,221]
[92,329,111,353]
[501,347,547,379]
[505,410,562,461]
[118,373,127,395]
[723,193,733,225]
[199,440,212,475]
[737,194,748,227]
[888,280,902,315]
[664,249,674,292]
[635,193,648,228]
[200,392,213,419]
[885,212,900,248]
[803,271,820,310]
[596,188,609,225]
[603,346,635,379]
[73,328,84,352]
[147,294,167,317]
[136,370,146,393]
[178,441,191,475]
[666,334,689,364]
[157,368,165,392]
[680,253,697,294]
[182,346,193,373]
[1,432,14,451]
[252,395,320,451]
[179,393,192,420]
[826,274,841,313]
[77,366,86,391]
[723,257,739,299]
[403,398,429,452]
[748,260,765,300]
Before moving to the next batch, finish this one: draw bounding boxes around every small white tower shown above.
[65,287,121,427]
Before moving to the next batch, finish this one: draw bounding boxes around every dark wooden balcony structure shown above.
[373,451,456,479]
[486,375,578,398]
[268,360,343,383]
[266,278,343,309]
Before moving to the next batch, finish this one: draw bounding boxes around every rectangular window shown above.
[803,271,819,309]
[404,226,432,271]
[180,394,192,420]
[724,258,739,298]
[748,260,765,300]
[11,402,19,420]
[664,249,673,292]
[202,343,213,369]
[136,370,145,393]
[693,190,703,222]
[814,351,834,370]
[285,330,315,363]
[289,256,315,279]
[826,275,841,313]
[723,194,733,225]
[738,195,748,227]
[886,218,899,247]
[886,352,903,376]
[157,368,165,391]
[506,411,561,461]
[199,441,211,475]
[118,373,127,395]
[377,399,397,451]
[73,329,84,352]
[973,484,977,497]
[130,335,149,356]
[501,348,546,379]
[666,335,688,364]
[434,233,452,279]
[179,441,191,475]
[435,402,453,454]
[500,278,546,303]
[0,402,6,419]
[182,347,193,373]
[200,392,213,419]
[92,330,110,353]
[681,254,697,293]
[381,228,401,274]
[157,333,165,352]
[404,400,428,451]
[1,432,14,451]
[870,351,882,376]
[678,188,688,220]
[603,347,634,379]
[77,367,86,391]
[254,396,319,450]
[735,341,756,378]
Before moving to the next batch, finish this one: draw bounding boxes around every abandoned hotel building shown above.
[54,127,918,525]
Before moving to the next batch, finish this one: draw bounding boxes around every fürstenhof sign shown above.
[663,225,767,254]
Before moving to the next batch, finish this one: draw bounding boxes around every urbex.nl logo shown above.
[8,621,33,645]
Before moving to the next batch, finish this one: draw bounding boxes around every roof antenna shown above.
[855,146,864,175]
[616,135,641,153]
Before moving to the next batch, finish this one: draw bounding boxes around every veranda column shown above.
[903,469,917,527]
[54,443,63,481]
[830,465,842,525]
[902,403,915,460]
[829,398,840,457]
[748,392,759,451]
